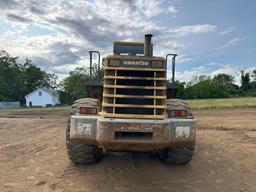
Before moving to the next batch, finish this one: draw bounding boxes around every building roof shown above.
[25,87,59,98]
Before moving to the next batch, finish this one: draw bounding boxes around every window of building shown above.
[39,91,42,96]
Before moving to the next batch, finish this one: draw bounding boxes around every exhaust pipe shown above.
[144,34,153,57]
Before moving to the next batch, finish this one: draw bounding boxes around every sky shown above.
[0,0,255,84]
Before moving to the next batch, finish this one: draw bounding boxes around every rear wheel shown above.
[66,98,103,165]
[159,143,195,165]
[159,99,195,165]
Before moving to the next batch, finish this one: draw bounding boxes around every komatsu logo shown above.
[122,60,149,66]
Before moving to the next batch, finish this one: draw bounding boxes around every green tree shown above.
[59,67,90,104]
[182,76,213,99]
[0,50,58,103]
[252,69,256,82]
[171,80,186,98]
[0,50,22,101]
[59,63,103,104]
[212,73,237,97]
[250,69,256,95]
[240,70,251,93]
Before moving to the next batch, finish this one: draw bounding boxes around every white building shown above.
[25,87,60,107]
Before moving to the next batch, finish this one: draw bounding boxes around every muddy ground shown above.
[0,108,256,192]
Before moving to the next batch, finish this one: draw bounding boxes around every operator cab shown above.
[113,42,153,56]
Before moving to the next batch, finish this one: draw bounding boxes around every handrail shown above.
[89,51,101,80]
[166,54,177,84]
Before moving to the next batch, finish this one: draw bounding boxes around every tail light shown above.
[79,107,98,114]
[169,110,187,118]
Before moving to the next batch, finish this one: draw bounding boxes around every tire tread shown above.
[66,98,103,165]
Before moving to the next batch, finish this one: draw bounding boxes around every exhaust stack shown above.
[144,34,153,57]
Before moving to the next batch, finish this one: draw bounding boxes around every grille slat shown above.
[103,94,166,99]
[102,103,167,109]
[105,76,166,80]
[104,85,166,90]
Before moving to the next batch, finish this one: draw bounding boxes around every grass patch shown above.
[0,106,70,112]
[1,97,256,112]
[187,97,256,110]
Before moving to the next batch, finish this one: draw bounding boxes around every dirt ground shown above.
[0,108,256,192]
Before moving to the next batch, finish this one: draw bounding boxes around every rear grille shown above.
[102,67,167,119]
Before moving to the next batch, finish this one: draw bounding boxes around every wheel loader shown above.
[66,34,196,165]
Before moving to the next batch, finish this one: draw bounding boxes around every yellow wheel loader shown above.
[66,34,196,165]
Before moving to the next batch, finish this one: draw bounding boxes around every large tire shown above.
[159,99,195,165]
[66,98,103,165]
[159,144,195,165]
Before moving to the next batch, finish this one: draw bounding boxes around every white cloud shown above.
[167,6,178,14]
[216,37,242,50]
[170,66,207,82]
[168,24,216,37]
[210,65,241,84]
[219,27,235,35]
[135,0,178,18]
[211,65,256,85]
[175,54,191,64]
[0,0,218,79]
[173,64,245,85]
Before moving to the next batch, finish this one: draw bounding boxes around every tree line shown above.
[174,70,256,99]
[0,50,101,105]
[0,50,57,103]
[1,50,256,105]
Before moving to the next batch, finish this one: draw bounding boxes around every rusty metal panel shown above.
[70,116,99,145]
[168,119,196,142]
